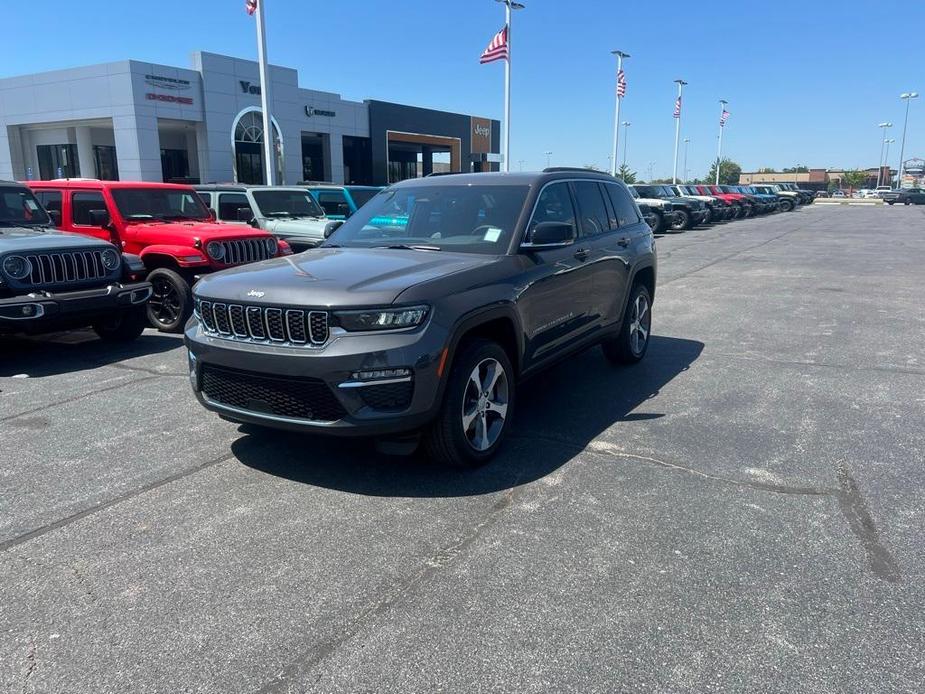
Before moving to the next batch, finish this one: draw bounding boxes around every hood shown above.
[634,197,671,209]
[193,246,499,307]
[263,217,328,240]
[0,226,114,252]
[126,219,272,244]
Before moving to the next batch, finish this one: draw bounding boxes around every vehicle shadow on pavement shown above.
[0,330,181,378]
[232,335,704,497]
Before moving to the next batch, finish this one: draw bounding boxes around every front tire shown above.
[423,339,515,468]
[670,210,691,231]
[93,306,147,342]
[603,283,652,365]
[780,199,794,212]
[146,268,192,333]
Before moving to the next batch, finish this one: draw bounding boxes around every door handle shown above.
[573,247,591,260]
[617,237,630,248]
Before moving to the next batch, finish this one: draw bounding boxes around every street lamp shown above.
[683,137,691,183]
[494,0,525,172]
[877,122,892,187]
[544,150,552,168]
[897,92,918,188]
[647,161,655,182]
[518,159,525,171]
[610,50,630,176]
[884,138,896,185]
[621,121,631,178]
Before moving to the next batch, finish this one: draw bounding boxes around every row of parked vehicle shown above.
[629,182,813,234]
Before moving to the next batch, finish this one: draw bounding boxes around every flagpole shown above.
[610,51,629,177]
[503,1,511,172]
[621,121,630,177]
[672,79,686,184]
[254,0,275,185]
[715,99,727,185]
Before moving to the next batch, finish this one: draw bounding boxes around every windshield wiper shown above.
[372,244,442,251]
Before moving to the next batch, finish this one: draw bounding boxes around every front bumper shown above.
[184,316,449,437]
[0,281,152,329]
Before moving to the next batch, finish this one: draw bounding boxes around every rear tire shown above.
[670,210,691,231]
[423,339,515,468]
[93,306,147,342]
[146,267,192,333]
[780,199,794,212]
[602,283,652,365]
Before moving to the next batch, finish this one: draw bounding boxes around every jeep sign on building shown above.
[0,52,499,187]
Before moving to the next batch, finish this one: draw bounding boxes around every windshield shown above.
[659,186,678,197]
[635,186,661,197]
[112,187,210,221]
[252,190,324,218]
[0,186,51,226]
[324,184,528,255]
[347,187,380,208]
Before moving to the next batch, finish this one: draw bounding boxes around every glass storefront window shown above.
[37,144,79,180]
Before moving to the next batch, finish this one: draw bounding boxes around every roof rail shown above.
[542,167,613,175]
[424,171,464,177]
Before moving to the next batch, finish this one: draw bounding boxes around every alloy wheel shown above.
[149,277,181,326]
[461,357,509,452]
[629,293,651,356]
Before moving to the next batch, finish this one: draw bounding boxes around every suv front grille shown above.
[197,299,328,346]
[200,364,346,422]
[220,238,271,265]
[24,250,110,287]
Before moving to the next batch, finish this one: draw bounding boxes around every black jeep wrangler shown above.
[186,169,657,467]
[0,181,151,341]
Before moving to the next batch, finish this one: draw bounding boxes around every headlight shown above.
[101,248,120,271]
[334,305,429,332]
[2,255,31,280]
[264,237,278,255]
[206,241,225,261]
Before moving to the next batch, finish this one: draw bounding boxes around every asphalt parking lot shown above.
[2,205,924,693]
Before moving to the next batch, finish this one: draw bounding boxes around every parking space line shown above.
[0,374,159,423]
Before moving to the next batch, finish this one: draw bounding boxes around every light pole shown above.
[544,151,552,168]
[884,138,895,186]
[683,138,691,183]
[494,0,525,173]
[671,79,687,183]
[621,121,631,178]
[715,99,728,185]
[647,161,655,182]
[610,50,629,177]
[897,92,918,188]
[877,122,892,187]
[518,159,525,171]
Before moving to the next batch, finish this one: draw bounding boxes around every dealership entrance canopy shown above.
[0,52,500,186]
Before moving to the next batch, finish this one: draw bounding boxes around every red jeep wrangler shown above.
[27,180,290,332]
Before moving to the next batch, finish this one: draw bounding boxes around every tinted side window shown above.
[605,184,641,227]
[572,181,610,237]
[316,190,348,215]
[218,193,251,221]
[35,190,62,214]
[71,191,107,226]
[528,182,576,236]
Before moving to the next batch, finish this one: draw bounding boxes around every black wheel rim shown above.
[148,277,181,326]
[671,212,687,230]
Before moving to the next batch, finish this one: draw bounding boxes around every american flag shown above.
[245,0,257,15]
[673,96,682,118]
[617,69,626,98]
[480,26,509,64]
[720,109,730,127]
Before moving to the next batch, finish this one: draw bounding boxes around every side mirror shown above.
[323,220,344,239]
[336,202,351,217]
[522,221,575,249]
[207,207,217,222]
[88,208,111,228]
[48,209,61,226]
[236,206,254,223]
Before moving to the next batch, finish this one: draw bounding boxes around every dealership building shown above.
[0,51,500,187]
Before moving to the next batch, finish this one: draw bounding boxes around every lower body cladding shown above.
[184,320,449,437]
[0,282,152,334]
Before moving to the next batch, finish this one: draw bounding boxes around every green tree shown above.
[841,169,867,191]
[617,164,637,183]
[783,165,809,173]
[706,158,743,185]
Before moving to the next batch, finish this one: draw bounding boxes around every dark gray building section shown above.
[367,101,501,186]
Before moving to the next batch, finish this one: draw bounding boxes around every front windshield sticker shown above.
[483,227,502,243]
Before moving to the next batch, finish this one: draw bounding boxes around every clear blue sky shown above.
[4,0,923,179]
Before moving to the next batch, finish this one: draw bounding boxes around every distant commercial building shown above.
[740,167,895,190]
[0,52,500,186]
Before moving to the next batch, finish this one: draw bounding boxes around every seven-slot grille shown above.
[23,249,112,286]
[219,238,272,265]
[197,299,328,345]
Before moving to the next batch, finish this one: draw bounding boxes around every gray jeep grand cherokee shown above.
[185,169,657,467]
